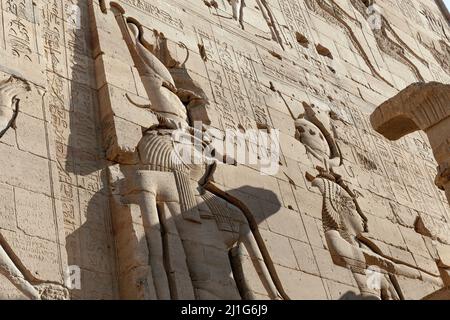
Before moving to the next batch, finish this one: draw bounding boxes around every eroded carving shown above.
[370,82,450,203]
[0,235,68,300]
[305,0,393,86]
[307,172,442,299]
[417,33,450,76]
[419,3,449,41]
[0,77,30,139]
[105,3,290,300]
[294,102,342,171]
[349,0,427,82]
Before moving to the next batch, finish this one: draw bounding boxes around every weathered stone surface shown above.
[0,0,449,300]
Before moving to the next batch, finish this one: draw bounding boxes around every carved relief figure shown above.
[417,33,450,76]
[294,102,342,171]
[108,3,290,300]
[228,0,286,50]
[304,0,393,86]
[307,172,442,299]
[349,0,427,82]
[292,92,445,299]
[0,78,67,300]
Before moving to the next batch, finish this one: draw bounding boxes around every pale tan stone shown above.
[265,207,308,243]
[260,229,298,270]
[0,0,449,301]
[324,280,360,300]
[277,265,328,300]
[290,239,320,275]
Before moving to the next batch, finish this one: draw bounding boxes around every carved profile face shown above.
[0,77,30,138]
[295,118,330,157]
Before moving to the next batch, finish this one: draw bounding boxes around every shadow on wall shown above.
[221,185,285,299]
[116,179,285,300]
[62,0,117,299]
[61,1,286,300]
[339,291,380,300]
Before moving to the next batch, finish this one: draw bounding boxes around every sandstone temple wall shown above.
[0,0,449,300]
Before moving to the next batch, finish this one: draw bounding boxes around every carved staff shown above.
[203,180,291,300]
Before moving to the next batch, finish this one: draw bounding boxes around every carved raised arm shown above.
[0,77,30,138]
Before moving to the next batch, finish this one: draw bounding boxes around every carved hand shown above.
[0,79,28,108]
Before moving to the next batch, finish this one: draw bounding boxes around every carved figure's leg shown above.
[138,191,171,299]
[0,244,40,300]
[114,168,193,299]
[255,0,276,41]
[351,273,381,300]
[231,0,240,20]
[230,0,244,28]
[162,201,196,299]
[380,276,400,300]
[234,223,280,299]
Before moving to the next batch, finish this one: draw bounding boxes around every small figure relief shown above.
[349,0,427,83]
[226,0,287,50]
[397,0,423,27]
[107,3,290,300]
[0,76,30,139]
[304,0,393,87]
[0,236,69,300]
[230,0,245,28]
[306,172,442,300]
[419,3,450,41]
[0,76,67,299]
[417,33,450,76]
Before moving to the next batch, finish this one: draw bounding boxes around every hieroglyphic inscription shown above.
[5,0,35,61]
[397,0,423,26]
[278,0,317,59]
[41,0,77,235]
[216,39,254,130]
[197,28,239,130]
[119,0,184,30]
[420,3,449,40]
[41,0,64,74]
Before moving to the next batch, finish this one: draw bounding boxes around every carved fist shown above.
[0,77,30,108]
[0,77,30,136]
